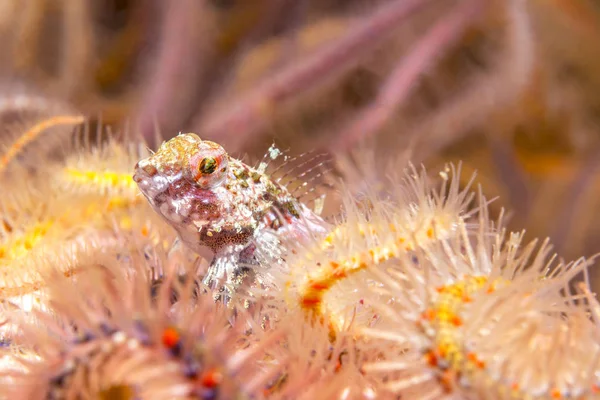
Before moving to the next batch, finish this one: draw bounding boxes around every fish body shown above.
[133,133,327,296]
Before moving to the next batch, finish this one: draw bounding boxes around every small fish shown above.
[133,133,328,299]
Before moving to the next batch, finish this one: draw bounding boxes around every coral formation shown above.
[0,121,599,399]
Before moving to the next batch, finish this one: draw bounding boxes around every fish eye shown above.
[199,157,217,175]
[185,140,229,189]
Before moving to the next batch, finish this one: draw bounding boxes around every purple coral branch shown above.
[488,135,531,218]
[59,1,93,98]
[198,0,437,151]
[135,0,209,147]
[331,0,485,152]
[552,152,600,255]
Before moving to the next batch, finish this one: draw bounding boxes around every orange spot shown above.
[425,351,438,367]
[335,361,342,373]
[327,320,337,336]
[200,368,223,388]
[333,269,347,279]
[551,389,561,399]
[162,327,180,348]
[301,295,321,309]
[2,220,12,233]
[426,227,434,238]
[422,309,436,321]
[140,225,149,237]
[451,315,462,327]
[467,352,485,369]
[437,344,449,358]
[439,369,456,393]
[511,383,519,391]
[329,261,340,269]
[310,281,330,291]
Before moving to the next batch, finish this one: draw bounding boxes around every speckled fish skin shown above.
[133,133,327,295]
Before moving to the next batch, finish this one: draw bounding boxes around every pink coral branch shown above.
[488,134,531,218]
[552,152,600,254]
[331,0,485,152]
[198,0,437,151]
[135,0,210,146]
[59,0,93,97]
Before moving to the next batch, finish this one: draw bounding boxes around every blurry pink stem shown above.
[136,0,208,146]
[552,152,600,254]
[198,0,436,150]
[332,0,484,151]
[488,135,531,218]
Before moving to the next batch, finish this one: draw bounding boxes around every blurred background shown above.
[1,0,600,282]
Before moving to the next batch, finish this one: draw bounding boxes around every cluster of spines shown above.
[56,129,150,201]
[419,275,504,392]
[2,110,600,400]
[0,116,168,300]
[1,229,386,399]
[356,211,600,399]
[268,159,600,399]
[415,272,600,399]
[280,164,479,332]
[0,232,289,399]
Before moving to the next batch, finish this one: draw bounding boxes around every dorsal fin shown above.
[253,143,338,216]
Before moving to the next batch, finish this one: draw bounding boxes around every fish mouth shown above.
[134,159,158,178]
[132,168,143,184]
[133,160,164,201]
[132,164,149,189]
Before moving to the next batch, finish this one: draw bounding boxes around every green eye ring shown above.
[199,157,217,174]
